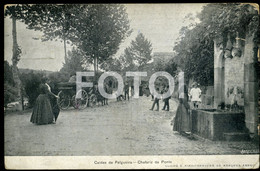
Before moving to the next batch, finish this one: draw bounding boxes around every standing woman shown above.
[30,77,59,125]
[172,84,190,134]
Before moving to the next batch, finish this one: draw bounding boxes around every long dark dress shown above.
[30,84,54,125]
[173,93,190,133]
[49,94,60,121]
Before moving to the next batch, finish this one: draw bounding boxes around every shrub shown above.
[4,83,18,107]
[4,61,17,107]
[20,71,44,107]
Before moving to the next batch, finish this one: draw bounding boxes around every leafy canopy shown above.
[173,3,259,86]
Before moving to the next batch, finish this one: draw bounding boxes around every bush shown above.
[4,61,17,107]
[48,71,70,94]
[20,71,44,108]
[4,83,18,107]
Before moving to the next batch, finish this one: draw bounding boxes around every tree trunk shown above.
[63,36,67,63]
[11,16,22,111]
[96,56,99,73]
[94,55,97,74]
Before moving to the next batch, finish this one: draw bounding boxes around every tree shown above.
[5,5,26,110]
[173,24,214,86]
[128,33,153,69]
[118,47,138,72]
[165,60,178,76]
[20,4,84,62]
[60,47,86,75]
[100,57,123,73]
[74,4,131,76]
[197,3,259,39]
[173,4,259,86]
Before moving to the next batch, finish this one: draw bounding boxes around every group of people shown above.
[171,82,202,136]
[116,82,134,101]
[92,81,113,106]
[150,85,171,111]
[30,74,202,132]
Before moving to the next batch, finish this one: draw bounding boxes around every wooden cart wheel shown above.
[57,90,71,110]
[71,95,78,109]
[75,89,88,110]
[88,94,97,107]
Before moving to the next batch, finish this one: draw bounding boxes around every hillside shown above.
[19,68,55,76]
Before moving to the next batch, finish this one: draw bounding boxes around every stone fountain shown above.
[191,28,258,141]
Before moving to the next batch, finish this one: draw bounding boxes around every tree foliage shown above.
[100,57,123,73]
[9,4,85,62]
[19,71,45,107]
[127,33,153,68]
[60,47,86,75]
[119,47,138,71]
[21,4,80,41]
[173,3,259,86]
[5,4,131,75]
[116,32,153,74]
[174,24,214,86]
[4,61,14,85]
[73,4,131,73]
[198,3,259,39]
[4,61,17,107]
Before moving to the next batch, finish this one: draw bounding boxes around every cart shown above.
[56,82,97,110]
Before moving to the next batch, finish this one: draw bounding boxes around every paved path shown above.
[4,96,259,156]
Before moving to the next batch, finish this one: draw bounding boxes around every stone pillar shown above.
[244,31,258,136]
[213,36,225,108]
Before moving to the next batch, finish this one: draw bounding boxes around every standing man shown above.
[162,85,171,111]
[150,87,154,101]
[131,85,134,97]
[124,82,130,101]
[189,83,202,109]
[150,87,161,111]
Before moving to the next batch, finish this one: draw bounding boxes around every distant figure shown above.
[68,73,76,83]
[150,88,154,101]
[150,88,161,111]
[94,82,105,106]
[162,85,171,111]
[189,83,201,109]
[172,84,190,134]
[129,85,132,97]
[116,88,124,101]
[124,82,130,101]
[103,83,110,105]
[139,85,143,96]
[30,77,59,125]
[131,85,134,97]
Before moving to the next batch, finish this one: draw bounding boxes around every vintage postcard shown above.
[4,3,259,169]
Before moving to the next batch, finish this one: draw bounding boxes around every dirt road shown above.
[4,96,259,156]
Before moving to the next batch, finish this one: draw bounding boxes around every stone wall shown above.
[201,86,214,108]
[243,32,258,135]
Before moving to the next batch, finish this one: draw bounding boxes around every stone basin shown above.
[191,109,248,141]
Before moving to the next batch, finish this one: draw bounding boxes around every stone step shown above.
[223,132,250,141]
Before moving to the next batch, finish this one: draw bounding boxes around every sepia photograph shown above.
[4,3,260,169]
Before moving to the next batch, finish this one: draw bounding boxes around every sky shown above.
[4,3,205,72]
